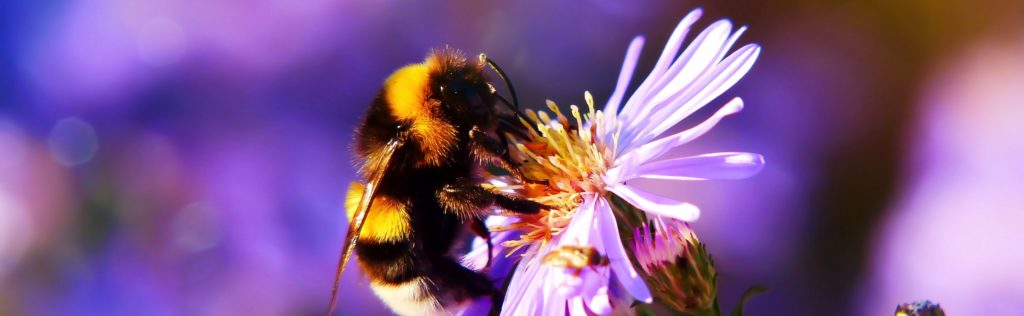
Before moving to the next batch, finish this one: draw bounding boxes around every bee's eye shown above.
[444,82,475,98]
[395,124,408,132]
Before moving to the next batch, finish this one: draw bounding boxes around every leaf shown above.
[729,285,767,316]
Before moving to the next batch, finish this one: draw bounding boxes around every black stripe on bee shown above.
[355,239,420,285]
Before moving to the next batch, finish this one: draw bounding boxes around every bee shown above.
[541,245,610,276]
[327,49,545,316]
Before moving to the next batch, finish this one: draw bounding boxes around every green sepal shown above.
[729,285,767,316]
[606,193,720,315]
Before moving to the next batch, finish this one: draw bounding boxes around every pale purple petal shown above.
[686,43,760,110]
[572,268,610,315]
[619,17,732,149]
[539,273,556,315]
[563,195,597,244]
[574,214,613,314]
[555,270,585,297]
[618,9,703,124]
[623,42,758,153]
[504,197,599,316]
[542,284,567,316]
[642,20,734,114]
[719,25,749,65]
[648,23,748,110]
[633,44,760,145]
[569,297,588,315]
[627,152,765,181]
[608,184,700,222]
[609,97,744,184]
[501,248,549,316]
[595,197,653,302]
[603,36,645,117]
[586,285,613,314]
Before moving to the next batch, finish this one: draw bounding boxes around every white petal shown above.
[608,184,700,222]
[604,36,645,116]
[610,97,744,183]
[595,198,653,302]
[629,152,765,181]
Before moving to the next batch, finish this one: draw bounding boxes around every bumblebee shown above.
[541,245,610,276]
[327,49,545,316]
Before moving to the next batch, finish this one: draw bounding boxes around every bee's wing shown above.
[327,137,403,315]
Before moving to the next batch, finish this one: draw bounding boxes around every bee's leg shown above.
[469,218,494,268]
[430,257,495,299]
[437,178,545,221]
[476,123,550,187]
[469,125,527,180]
[498,116,530,140]
[493,193,545,215]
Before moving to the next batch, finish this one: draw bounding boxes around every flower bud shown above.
[631,217,717,313]
[895,300,945,316]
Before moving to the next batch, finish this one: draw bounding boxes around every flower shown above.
[487,8,764,315]
[895,301,946,316]
[632,217,717,313]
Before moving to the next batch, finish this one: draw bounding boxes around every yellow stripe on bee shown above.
[345,182,411,242]
[384,64,431,121]
[382,62,457,167]
[411,108,456,167]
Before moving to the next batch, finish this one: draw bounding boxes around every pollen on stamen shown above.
[491,92,621,256]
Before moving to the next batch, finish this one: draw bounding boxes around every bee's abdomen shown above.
[355,239,419,285]
[357,246,489,316]
[356,240,451,316]
[355,225,493,316]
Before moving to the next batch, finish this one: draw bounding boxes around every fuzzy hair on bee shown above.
[327,48,545,316]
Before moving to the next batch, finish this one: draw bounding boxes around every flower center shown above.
[495,92,620,253]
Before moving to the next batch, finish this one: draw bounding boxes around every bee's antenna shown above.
[480,54,541,136]
[479,54,520,109]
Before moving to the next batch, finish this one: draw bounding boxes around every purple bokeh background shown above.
[2,0,1023,315]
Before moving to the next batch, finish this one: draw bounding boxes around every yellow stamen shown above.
[495,92,620,255]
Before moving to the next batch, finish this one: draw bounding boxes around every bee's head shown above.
[378,49,504,166]
[425,49,499,128]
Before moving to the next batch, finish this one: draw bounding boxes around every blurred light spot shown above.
[0,190,30,276]
[173,202,221,252]
[0,120,28,171]
[136,18,187,67]
[864,36,1024,315]
[48,117,99,166]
